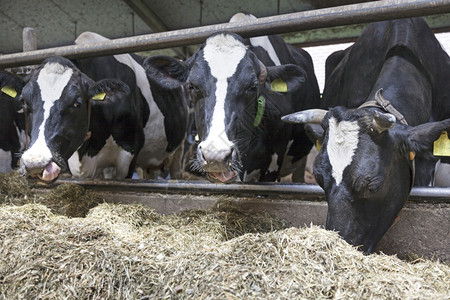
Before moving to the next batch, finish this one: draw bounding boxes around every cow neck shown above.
[358,91,415,190]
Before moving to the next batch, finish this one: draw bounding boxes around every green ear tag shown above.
[1,86,17,98]
[270,79,287,93]
[92,92,106,101]
[433,131,450,156]
[253,96,265,127]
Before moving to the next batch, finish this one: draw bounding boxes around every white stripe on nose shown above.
[201,34,247,160]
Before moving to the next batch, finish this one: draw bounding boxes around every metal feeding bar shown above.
[40,178,450,203]
[1,0,450,68]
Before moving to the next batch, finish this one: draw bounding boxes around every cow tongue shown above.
[39,162,61,181]
[208,171,237,183]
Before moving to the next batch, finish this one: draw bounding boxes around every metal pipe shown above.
[2,0,450,68]
[43,178,450,203]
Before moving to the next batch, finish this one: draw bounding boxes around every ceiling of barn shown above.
[1,0,450,59]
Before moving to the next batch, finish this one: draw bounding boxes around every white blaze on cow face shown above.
[21,62,73,168]
[200,34,247,155]
[327,117,360,186]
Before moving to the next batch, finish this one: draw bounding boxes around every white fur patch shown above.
[267,153,279,174]
[249,36,281,66]
[68,136,133,179]
[228,13,281,66]
[327,117,360,186]
[21,62,73,167]
[243,169,261,183]
[200,34,247,153]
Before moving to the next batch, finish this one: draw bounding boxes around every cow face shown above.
[283,107,450,253]
[143,33,306,183]
[19,56,123,182]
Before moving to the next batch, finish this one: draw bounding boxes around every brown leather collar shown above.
[358,88,415,190]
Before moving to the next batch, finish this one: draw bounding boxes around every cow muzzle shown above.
[20,151,61,182]
[197,142,238,183]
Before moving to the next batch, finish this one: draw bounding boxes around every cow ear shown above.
[0,70,25,99]
[88,79,130,103]
[266,64,306,94]
[407,119,450,156]
[143,55,189,89]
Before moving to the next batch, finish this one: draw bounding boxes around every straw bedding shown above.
[0,172,449,299]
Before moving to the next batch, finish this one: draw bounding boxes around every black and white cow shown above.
[283,18,450,253]
[68,79,144,179]
[0,71,27,173]
[74,32,189,179]
[144,17,320,183]
[19,56,137,181]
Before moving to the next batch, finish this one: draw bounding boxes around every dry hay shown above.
[0,173,449,299]
[0,171,103,217]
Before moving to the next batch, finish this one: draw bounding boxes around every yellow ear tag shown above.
[315,139,322,151]
[270,79,287,93]
[409,151,415,161]
[1,86,17,98]
[433,131,450,156]
[92,92,106,101]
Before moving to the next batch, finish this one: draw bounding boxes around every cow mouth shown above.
[28,161,61,182]
[206,171,238,184]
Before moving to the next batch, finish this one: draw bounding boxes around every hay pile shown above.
[0,174,449,299]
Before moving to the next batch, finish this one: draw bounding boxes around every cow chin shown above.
[326,205,393,255]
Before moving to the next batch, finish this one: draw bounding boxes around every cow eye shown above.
[245,83,258,96]
[367,176,383,193]
[72,97,83,109]
[187,83,203,100]
[19,96,33,113]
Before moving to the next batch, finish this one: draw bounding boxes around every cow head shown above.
[283,104,450,253]
[143,32,306,183]
[19,56,127,182]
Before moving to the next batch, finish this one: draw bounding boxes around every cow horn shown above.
[281,109,328,124]
[375,88,385,102]
[372,111,396,133]
[258,60,267,85]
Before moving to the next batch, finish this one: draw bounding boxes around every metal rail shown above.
[39,178,450,203]
[2,0,450,68]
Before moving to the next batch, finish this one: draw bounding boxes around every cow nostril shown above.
[197,145,208,163]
